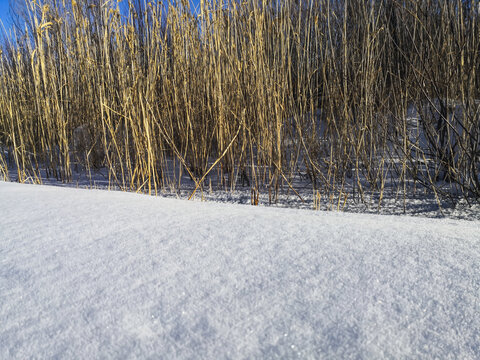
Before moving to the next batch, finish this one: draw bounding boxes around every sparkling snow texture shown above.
[1,181,479,359]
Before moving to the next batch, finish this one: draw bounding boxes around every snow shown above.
[1,181,479,359]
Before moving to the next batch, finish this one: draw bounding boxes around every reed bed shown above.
[0,0,479,210]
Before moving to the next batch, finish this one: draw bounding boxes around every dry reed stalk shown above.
[0,0,478,211]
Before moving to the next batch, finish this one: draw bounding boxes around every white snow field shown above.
[0,181,479,359]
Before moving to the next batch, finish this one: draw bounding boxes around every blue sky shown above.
[0,0,12,30]
[0,0,202,32]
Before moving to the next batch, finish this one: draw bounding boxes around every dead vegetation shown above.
[0,0,479,210]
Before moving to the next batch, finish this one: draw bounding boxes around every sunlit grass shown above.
[0,0,479,208]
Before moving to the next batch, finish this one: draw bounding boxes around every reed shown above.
[0,0,478,209]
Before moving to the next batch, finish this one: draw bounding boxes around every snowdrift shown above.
[1,182,479,358]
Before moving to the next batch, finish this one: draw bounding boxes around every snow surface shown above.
[0,181,479,359]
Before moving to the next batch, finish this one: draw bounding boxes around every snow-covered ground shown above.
[1,181,479,359]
